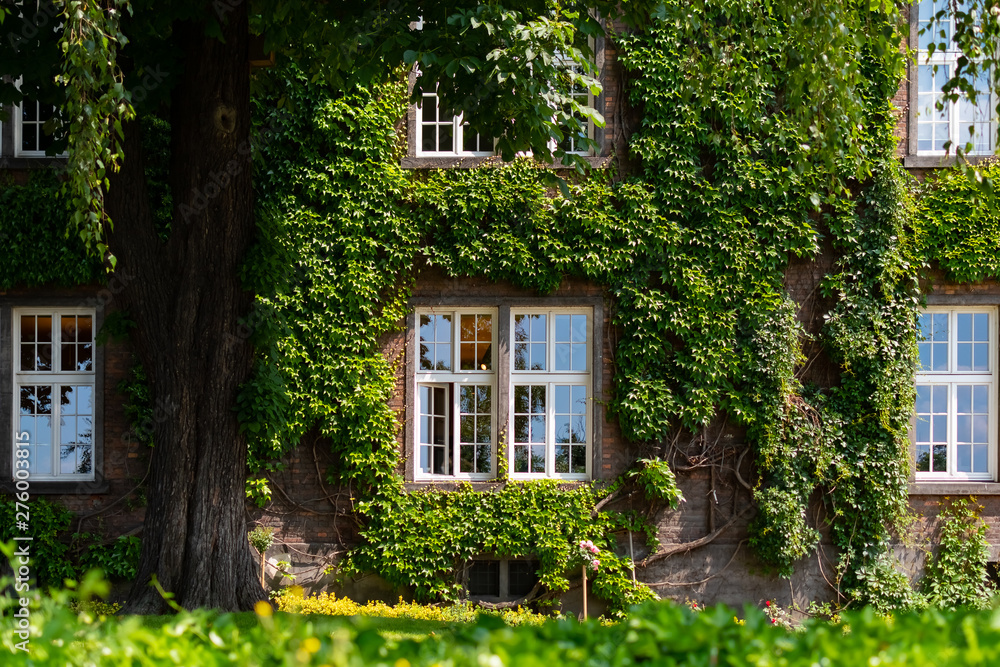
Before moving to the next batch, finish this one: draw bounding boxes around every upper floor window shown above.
[16,100,61,156]
[916,0,995,155]
[556,53,595,156]
[415,91,494,157]
[13,309,96,481]
[915,307,997,481]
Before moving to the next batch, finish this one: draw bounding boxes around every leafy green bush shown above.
[9,575,1000,667]
[0,498,76,588]
[78,535,142,582]
[276,589,550,626]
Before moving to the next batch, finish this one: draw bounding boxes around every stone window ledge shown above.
[909,482,1000,496]
[401,155,611,170]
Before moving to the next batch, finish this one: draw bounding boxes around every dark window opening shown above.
[986,562,1000,590]
[508,560,540,598]
[468,560,500,597]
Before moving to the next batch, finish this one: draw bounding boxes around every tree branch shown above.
[639,507,753,567]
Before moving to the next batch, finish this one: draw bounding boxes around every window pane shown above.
[514,384,545,473]
[20,344,35,372]
[418,384,448,475]
[468,561,500,597]
[514,445,529,473]
[22,124,37,152]
[958,313,972,341]
[916,385,931,414]
[419,314,452,371]
[531,445,546,471]
[933,444,948,472]
[459,384,491,474]
[917,444,931,472]
[460,314,492,370]
[918,314,932,370]
[554,315,586,372]
[508,561,539,598]
[20,316,35,343]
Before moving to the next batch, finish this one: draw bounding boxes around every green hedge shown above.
[6,594,1000,665]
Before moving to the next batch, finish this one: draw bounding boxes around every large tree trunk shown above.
[106,1,265,613]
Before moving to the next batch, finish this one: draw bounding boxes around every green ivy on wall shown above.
[914,158,1000,283]
[0,172,103,289]
[244,0,919,612]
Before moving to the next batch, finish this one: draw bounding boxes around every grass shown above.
[132,609,458,641]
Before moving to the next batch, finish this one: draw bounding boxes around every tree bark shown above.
[106,1,265,613]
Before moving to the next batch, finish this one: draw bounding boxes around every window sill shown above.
[401,155,611,170]
[902,154,995,169]
[909,481,1000,496]
[0,156,68,170]
[404,479,587,492]
[0,479,109,495]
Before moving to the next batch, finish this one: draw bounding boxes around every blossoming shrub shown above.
[274,589,550,626]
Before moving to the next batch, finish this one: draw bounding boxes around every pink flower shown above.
[589,545,599,554]
[591,560,600,571]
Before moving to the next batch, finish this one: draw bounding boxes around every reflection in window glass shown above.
[915,384,949,473]
[513,384,546,473]
[918,312,949,371]
[19,384,53,475]
[419,314,452,371]
[956,384,990,473]
[554,314,587,371]
[418,385,448,475]
[514,314,546,370]
[553,385,587,473]
[459,385,492,474]
[59,385,94,474]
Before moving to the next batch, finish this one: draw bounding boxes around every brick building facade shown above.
[3,5,1000,612]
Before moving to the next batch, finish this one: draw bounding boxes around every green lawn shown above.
[135,609,458,640]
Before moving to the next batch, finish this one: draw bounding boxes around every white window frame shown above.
[509,308,592,480]
[915,306,998,481]
[415,90,494,157]
[915,0,996,156]
[554,51,596,156]
[12,307,96,481]
[414,307,498,480]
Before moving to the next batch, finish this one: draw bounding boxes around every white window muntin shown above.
[509,309,592,479]
[11,78,67,158]
[12,308,96,481]
[415,91,494,157]
[510,381,590,479]
[554,52,596,156]
[915,307,997,481]
[415,307,497,480]
[915,0,995,155]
